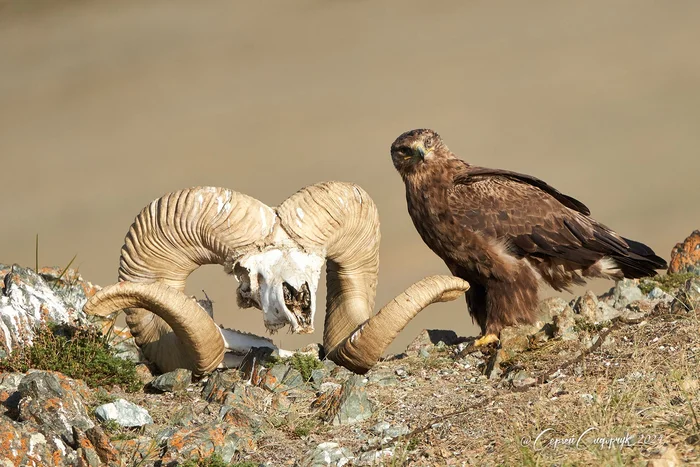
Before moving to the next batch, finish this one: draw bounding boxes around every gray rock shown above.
[310,367,328,389]
[95,398,153,427]
[330,375,374,426]
[160,422,253,464]
[647,286,674,303]
[0,416,78,466]
[371,421,409,439]
[172,405,197,426]
[302,441,354,467]
[553,305,578,341]
[150,368,192,393]
[511,370,536,389]
[0,265,91,355]
[405,329,463,355]
[611,279,644,309]
[367,368,399,387]
[537,297,570,321]
[573,290,623,322]
[261,364,304,392]
[357,448,395,466]
[201,370,239,402]
[17,371,94,445]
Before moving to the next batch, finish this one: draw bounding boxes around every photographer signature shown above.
[520,427,663,451]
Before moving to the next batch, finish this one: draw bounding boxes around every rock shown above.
[647,446,683,467]
[510,370,536,389]
[573,290,622,322]
[219,405,262,432]
[367,368,399,387]
[356,448,395,465]
[0,416,77,466]
[537,297,570,321]
[201,370,239,402]
[310,367,328,389]
[405,329,464,355]
[499,326,531,357]
[110,335,144,363]
[261,364,305,393]
[135,363,155,385]
[371,421,409,439]
[0,265,91,356]
[72,426,102,467]
[85,425,120,465]
[553,305,578,341]
[485,350,505,379]
[149,368,192,393]
[0,372,23,407]
[17,371,94,445]
[160,422,254,464]
[668,230,700,275]
[302,441,354,467]
[172,405,197,427]
[94,399,153,427]
[330,375,374,426]
[611,279,644,309]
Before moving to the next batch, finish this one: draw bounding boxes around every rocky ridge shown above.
[0,231,699,466]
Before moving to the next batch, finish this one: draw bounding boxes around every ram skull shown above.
[84,182,470,376]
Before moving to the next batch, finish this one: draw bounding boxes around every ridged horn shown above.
[277,181,470,374]
[84,187,275,375]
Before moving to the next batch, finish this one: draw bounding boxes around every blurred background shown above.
[1,0,698,354]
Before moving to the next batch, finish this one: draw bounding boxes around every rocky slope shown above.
[1,231,699,466]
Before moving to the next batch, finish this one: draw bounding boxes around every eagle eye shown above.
[424,136,434,148]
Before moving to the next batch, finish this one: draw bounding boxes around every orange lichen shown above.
[669,230,700,274]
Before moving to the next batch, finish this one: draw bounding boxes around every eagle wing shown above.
[447,166,662,283]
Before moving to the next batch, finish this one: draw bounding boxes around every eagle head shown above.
[390,128,450,176]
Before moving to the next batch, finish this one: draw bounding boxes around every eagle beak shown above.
[416,145,426,160]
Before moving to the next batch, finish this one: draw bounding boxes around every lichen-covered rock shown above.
[329,375,374,426]
[201,370,239,403]
[668,230,700,275]
[160,422,254,464]
[573,290,622,322]
[94,399,152,427]
[17,371,94,445]
[260,364,304,393]
[149,368,192,393]
[0,416,76,466]
[302,441,354,467]
[0,265,93,357]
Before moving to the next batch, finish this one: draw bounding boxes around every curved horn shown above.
[85,187,275,375]
[277,182,470,374]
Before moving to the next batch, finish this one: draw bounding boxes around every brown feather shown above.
[390,129,667,336]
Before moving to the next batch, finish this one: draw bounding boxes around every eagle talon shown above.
[474,333,499,347]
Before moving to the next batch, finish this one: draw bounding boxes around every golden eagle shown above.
[390,129,667,347]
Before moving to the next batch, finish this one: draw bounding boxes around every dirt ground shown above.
[1,0,699,354]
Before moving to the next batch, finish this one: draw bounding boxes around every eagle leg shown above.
[474,333,499,347]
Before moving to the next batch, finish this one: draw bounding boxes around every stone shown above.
[172,405,197,427]
[553,305,578,341]
[160,422,255,464]
[149,368,192,393]
[611,279,644,309]
[302,441,354,467]
[260,364,304,393]
[94,399,153,427]
[537,297,570,321]
[85,425,120,465]
[367,368,398,387]
[499,326,531,357]
[0,416,77,466]
[356,448,395,466]
[510,370,536,389]
[201,370,239,402]
[371,421,409,439]
[0,265,91,356]
[405,329,464,355]
[646,446,683,467]
[572,290,623,322]
[219,405,262,432]
[330,375,374,426]
[668,230,700,275]
[17,371,94,445]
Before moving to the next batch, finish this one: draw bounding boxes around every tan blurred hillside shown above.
[1,0,699,354]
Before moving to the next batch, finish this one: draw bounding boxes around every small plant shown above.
[639,272,697,295]
[0,323,141,392]
[264,353,323,381]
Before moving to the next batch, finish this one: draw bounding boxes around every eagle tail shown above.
[611,237,668,279]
